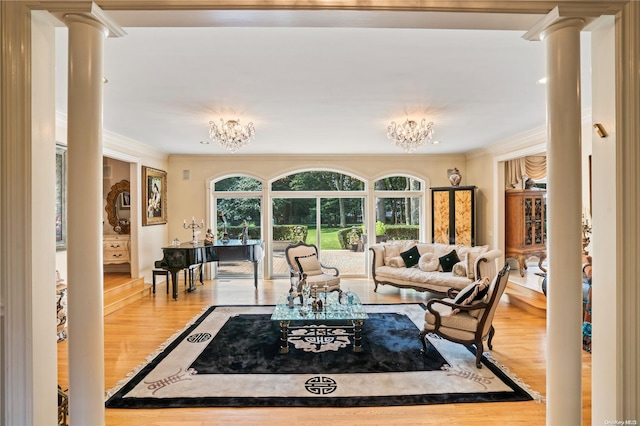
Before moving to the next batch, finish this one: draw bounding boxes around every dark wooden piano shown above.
[160,239,263,300]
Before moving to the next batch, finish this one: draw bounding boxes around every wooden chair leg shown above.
[487,325,495,350]
[475,340,484,368]
[419,329,429,355]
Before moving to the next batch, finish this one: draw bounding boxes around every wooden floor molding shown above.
[58,277,591,425]
[104,273,150,316]
[505,281,547,318]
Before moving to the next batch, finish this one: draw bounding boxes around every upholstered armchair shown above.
[419,263,511,368]
[284,242,341,293]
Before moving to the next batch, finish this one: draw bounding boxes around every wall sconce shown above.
[593,123,608,138]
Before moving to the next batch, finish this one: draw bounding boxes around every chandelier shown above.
[387,119,435,152]
[209,118,255,153]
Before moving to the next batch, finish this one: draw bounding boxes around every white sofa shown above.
[369,241,502,296]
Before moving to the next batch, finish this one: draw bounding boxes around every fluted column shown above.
[64,13,108,426]
[540,17,586,426]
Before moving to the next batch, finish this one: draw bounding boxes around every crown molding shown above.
[467,109,593,160]
[56,111,167,161]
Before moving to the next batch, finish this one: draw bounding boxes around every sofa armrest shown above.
[369,244,385,268]
[475,249,502,281]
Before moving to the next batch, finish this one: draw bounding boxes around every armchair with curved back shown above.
[284,242,341,293]
[419,263,511,368]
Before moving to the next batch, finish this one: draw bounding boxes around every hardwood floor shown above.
[57,276,592,425]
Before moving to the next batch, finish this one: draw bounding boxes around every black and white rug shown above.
[105,304,542,408]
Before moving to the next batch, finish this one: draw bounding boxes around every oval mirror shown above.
[105,179,131,234]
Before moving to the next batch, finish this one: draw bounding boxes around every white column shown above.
[64,13,108,426]
[540,18,585,426]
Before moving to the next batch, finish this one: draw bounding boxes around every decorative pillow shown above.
[400,245,421,268]
[452,277,491,313]
[438,249,461,273]
[383,244,402,266]
[387,256,405,268]
[294,253,322,276]
[452,261,468,277]
[418,253,440,272]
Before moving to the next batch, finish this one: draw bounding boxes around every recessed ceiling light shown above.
[537,77,547,85]
[200,140,210,144]
[432,140,441,145]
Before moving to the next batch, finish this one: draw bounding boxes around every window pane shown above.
[374,176,421,191]
[375,196,421,241]
[215,176,262,191]
[271,171,364,191]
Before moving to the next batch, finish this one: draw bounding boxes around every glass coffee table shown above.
[271,291,368,354]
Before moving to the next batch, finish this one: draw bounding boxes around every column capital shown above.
[523,6,590,42]
[49,1,126,38]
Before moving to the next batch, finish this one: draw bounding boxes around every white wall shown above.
[589,15,618,424]
[167,153,467,277]
[55,121,169,283]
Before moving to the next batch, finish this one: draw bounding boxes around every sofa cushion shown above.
[418,253,440,272]
[416,244,435,255]
[439,250,461,272]
[400,245,421,268]
[295,253,322,276]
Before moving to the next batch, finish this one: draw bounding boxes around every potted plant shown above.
[348,226,360,252]
[375,221,387,243]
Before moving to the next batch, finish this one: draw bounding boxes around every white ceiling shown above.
[54,10,592,155]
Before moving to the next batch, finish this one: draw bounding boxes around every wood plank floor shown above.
[57,276,592,426]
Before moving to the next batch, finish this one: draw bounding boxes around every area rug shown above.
[105,304,541,408]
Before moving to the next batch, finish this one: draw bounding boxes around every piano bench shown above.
[152,270,171,294]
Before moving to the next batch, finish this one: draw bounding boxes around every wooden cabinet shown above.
[103,235,130,265]
[431,186,476,246]
[505,189,547,277]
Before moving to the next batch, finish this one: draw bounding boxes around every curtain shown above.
[505,155,546,187]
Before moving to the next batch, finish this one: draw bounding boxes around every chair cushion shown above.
[295,253,322,276]
[400,245,421,268]
[424,299,479,333]
[439,249,461,272]
[418,253,440,272]
[305,273,340,290]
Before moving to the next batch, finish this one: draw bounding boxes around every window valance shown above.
[505,155,547,187]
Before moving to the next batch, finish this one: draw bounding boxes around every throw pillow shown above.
[400,245,421,268]
[387,256,405,268]
[295,253,322,276]
[383,244,402,266]
[453,277,491,307]
[452,261,468,277]
[438,249,461,273]
[418,253,440,272]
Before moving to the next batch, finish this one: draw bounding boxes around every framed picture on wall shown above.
[56,144,67,250]
[142,166,167,226]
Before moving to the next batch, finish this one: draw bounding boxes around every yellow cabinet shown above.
[431,186,476,246]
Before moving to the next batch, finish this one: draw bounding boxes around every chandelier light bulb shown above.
[209,118,255,153]
[387,119,434,152]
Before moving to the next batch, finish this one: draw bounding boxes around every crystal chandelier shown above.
[387,119,435,152]
[209,118,255,153]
